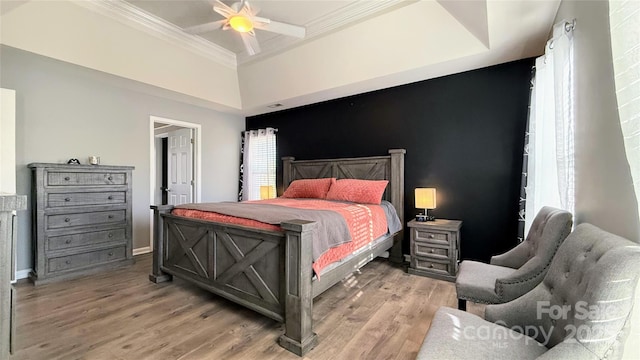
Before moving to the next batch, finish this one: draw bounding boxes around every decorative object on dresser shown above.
[1,194,26,357]
[407,219,462,282]
[28,163,135,285]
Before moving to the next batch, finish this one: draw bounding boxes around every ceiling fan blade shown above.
[213,0,235,18]
[253,17,305,38]
[240,32,261,56]
[184,19,227,34]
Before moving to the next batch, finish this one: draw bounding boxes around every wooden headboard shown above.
[281,149,406,226]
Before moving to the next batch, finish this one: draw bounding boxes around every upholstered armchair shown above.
[417,223,640,360]
[456,207,572,310]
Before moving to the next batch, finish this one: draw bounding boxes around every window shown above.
[241,128,276,201]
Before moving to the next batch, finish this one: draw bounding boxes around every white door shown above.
[167,128,193,205]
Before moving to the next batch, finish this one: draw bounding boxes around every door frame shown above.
[146,115,202,254]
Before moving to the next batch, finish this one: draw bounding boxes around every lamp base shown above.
[415,214,435,222]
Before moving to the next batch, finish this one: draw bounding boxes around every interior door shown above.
[167,128,193,205]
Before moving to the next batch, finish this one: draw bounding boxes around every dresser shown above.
[28,164,134,285]
[407,219,462,282]
[1,194,26,358]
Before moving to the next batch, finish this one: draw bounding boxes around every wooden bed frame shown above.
[149,149,405,356]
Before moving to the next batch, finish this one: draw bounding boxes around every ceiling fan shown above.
[184,0,306,56]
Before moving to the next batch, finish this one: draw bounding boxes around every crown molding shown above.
[73,0,237,69]
[237,0,416,64]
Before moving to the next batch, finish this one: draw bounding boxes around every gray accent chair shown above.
[417,223,640,360]
[456,206,572,310]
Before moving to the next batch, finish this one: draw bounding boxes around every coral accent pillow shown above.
[282,178,335,199]
[325,179,389,204]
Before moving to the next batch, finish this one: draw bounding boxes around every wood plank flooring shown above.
[10,254,484,360]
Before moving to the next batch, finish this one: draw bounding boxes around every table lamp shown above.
[415,188,436,221]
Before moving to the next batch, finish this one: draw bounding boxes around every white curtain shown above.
[241,127,277,201]
[525,20,575,235]
[610,0,640,223]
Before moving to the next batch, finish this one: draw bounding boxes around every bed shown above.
[149,149,405,356]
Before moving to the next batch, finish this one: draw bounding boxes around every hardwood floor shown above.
[10,254,484,360]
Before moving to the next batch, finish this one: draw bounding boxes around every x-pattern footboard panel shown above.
[163,217,285,317]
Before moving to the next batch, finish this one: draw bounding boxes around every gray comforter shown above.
[174,200,401,261]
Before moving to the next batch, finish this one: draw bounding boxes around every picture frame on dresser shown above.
[28,163,135,285]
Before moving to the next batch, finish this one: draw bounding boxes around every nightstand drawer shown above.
[415,243,449,259]
[414,228,450,244]
[47,228,126,251]
[414,257,450,274]
[48,246,126,273]
[47,191,126,208]
[47,171,127,186]
[47,210,126,230]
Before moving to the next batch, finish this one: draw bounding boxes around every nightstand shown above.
[407,219,462,282]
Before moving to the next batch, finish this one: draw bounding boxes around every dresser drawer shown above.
[415,243,449,259]
[414,257,451,275]
[47,228,126,251]
[48,246,126,273]
[47,210,126,229]
[414,228,450,244]
[47,172,127,186]
[47,191,126,208]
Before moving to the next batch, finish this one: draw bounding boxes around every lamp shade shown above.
[260,185,276,200]
[415,188,437,209]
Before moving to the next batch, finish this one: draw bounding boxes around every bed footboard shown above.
[149,205,317,355]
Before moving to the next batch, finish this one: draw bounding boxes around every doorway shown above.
[146,116,202,253]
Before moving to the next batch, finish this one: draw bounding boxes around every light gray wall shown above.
[554,0,639,243]
[0,45,245,272]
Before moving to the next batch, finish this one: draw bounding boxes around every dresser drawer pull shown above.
[65,260,71,265]
[108,252,114,256]
[429,264,435,268]
[430,249,435,253]
[64,176,70,181]
[65,197,71,202]
[108,176,113,181]
[108,215,114,219]
[108,233,113,238]
[108,196,113,200]
[65,239,71,244]
[429,234,435,239]
[64,218,71,223]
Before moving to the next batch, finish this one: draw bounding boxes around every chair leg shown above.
[458,299,467,311]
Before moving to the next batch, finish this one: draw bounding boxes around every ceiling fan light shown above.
[229,15,254,33]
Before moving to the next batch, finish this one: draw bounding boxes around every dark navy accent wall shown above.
[247,58,534,262]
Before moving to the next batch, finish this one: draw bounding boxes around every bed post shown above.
[389,149,406,264]
[278,220,318,356]
[149,205,174,283]
[282,156,295,190]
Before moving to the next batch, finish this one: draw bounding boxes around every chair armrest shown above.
[491,242,531,269]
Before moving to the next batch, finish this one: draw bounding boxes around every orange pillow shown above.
[325,179,389,204]
[282,178,335,199]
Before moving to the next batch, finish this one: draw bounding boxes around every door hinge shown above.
[191,180,194,186]
[190,138,194,144]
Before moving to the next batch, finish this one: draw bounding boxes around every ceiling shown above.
[0,0,562,116]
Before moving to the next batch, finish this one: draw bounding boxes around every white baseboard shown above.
[15,269,31,280]
[133,246,152,256]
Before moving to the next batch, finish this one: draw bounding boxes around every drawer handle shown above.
[429,264,435,268]
[65,239,71,244]
[64,176,70,181]
[108,252,114,256]
[108,215,114,219]
[429,234,435,239]
[108,176,113,181]
[65,260,71,265]
[108,233,113,238]
[65,197,71,202]
[108,196,113,200]
[64,218,71,222]
[430,249,435,253]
